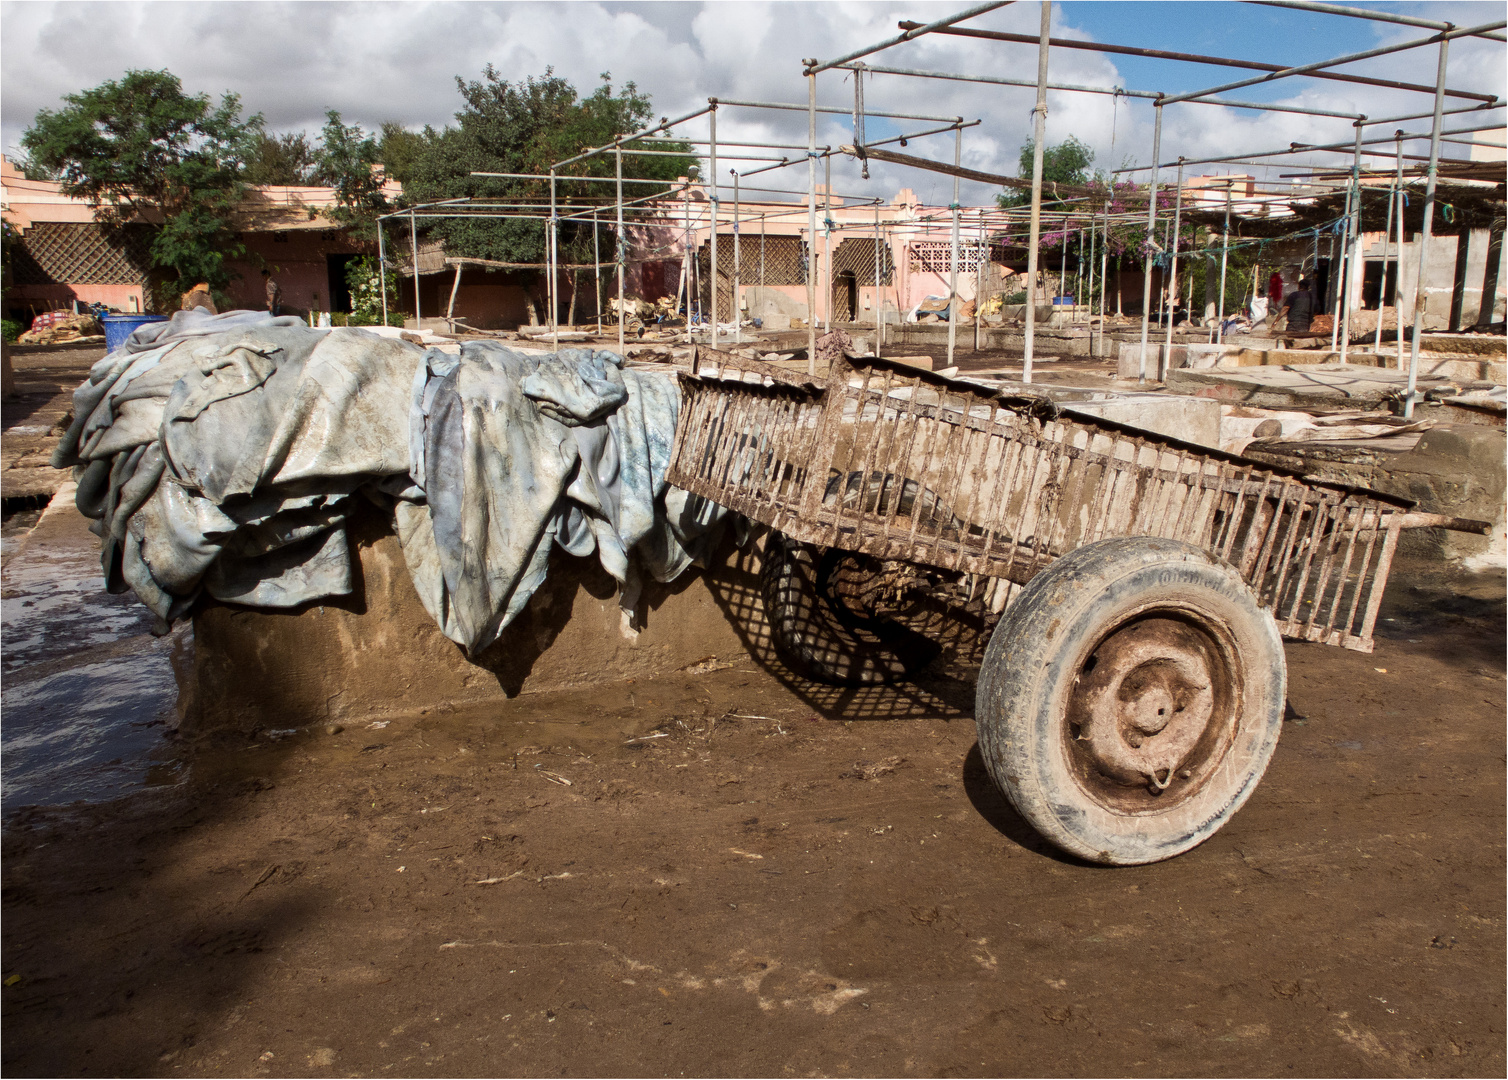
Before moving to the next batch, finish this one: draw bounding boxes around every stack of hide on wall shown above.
[51,309,726,655]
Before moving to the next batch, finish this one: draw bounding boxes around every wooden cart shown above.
[666,347,1486,864]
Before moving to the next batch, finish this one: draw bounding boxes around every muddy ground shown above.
[2,551,1503,1078]
[3,338,1504,1077]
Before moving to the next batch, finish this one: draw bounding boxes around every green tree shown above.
[402,68,696,320]
[244,129,319,185]
[377,122,432,185]
[314,110,389,238]
[998,135,1095,208]
[20,69,259,300]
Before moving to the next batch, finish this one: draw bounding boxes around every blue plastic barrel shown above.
[101,313,168,352]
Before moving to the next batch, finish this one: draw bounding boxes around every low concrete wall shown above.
[889,323,1092,356]
[1061,394,1222,450]
[191,508,764,735]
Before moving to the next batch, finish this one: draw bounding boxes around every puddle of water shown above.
[2,644,186,807]
[2,503,188,813]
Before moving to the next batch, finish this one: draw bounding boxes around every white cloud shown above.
[2,1,1501,206]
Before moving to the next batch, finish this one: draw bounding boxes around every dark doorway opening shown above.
[1361,260,1398,310]
[327,254,359,315]
[1313,258,1332,312]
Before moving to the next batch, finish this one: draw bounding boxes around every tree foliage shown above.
[376,122,433,186]
[21,69,259,297]
[315,110,389,238]
[999,135,1095,209]
[243,130,319,185]
[402,68,697,269]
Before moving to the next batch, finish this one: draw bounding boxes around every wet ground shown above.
[1,538,1502,1076]
[2,338,1503,1077]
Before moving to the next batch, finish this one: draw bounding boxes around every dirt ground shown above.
[2,549,1503,1078]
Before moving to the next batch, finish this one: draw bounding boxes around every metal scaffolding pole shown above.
[1373,138,1400,355]
[709,104,719,348]
[905,21,1500,103]
[732,169,742,344]
[1405,36,1451,419]
[1098,207,1110,357]
[1137,102,1164,381]
[1160,19,1505,107]
[1338,120,1365,362]
[975,216,986,351]
[592,212,602,336]
[947,125,961,371]
[409,209,421,328]
[1393,135,1406,368]
[875,203,884,350]
[1022,0,1051,385]
[1215,182,1231,345]
[548,169,559,348]
[377,219,388,326]
[806,67,819,373]
[615,142,625,353]
[824,153,833,333]
[806,1,1012,74]
[1162,157,1184,378]
[1075,226,1083,316]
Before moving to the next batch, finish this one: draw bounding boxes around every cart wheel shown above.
[975,537,1285,865]
[760,532,939,685]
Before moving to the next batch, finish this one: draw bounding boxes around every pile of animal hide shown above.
[51,308,726,654]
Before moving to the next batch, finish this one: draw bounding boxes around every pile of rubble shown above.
[17,312,104,345]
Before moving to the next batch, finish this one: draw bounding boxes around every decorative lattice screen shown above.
[10,222,154,285]
[831,237,894,286]
[699,235,809,314]
[908,240,987,275]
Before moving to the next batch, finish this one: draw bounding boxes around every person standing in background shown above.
[1268,271,1284,313]
[263,269,283,316]
[1281,277,1316,333]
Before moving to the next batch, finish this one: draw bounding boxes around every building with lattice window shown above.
[2,156,400,323]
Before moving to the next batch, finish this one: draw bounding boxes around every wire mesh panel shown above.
[669,348,1414,653]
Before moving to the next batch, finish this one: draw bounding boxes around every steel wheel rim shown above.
[1061,603,1244,815]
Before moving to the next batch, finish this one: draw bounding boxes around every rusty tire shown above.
[975,537,1285,865]
[759,532,936,686]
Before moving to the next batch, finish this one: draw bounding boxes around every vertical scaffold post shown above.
[615,140,626,354]
[377,218,389,327]
[592,211,602,337]
[824,153,833,333]
[1375,135,1401,355]
[806,65,819,375]
[1215,180,1231,346]
[732,168,742,345]
[409,209,421,329]
[1136,100,1163,383]
[1163,157,1185,379]
[549,168,559,349]
[1335,120,1363,356]
[947,125,961,371]
[1022,0,1051,385]
[1405,35,1450,420]
[1393,134,1406,370]
[709,101,719,349]
[975,215,986,352]
[874,203,883,349]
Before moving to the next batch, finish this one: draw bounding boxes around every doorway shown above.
[832,271,858,324]
[327,254,359,315]
[1361,260,1398,310]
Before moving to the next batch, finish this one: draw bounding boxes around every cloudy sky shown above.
[2,1,1503,205]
